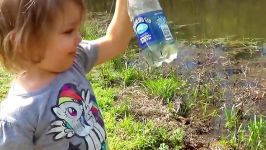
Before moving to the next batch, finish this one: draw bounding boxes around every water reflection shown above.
[86,0,266,40]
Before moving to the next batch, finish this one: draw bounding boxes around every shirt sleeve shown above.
[74,40,99,73]
[0,120,34,150]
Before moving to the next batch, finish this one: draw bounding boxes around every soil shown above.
[116,86,221,149]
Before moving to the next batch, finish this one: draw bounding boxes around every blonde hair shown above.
[0,0,85,73]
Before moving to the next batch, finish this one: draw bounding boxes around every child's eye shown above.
[63,29,74,34]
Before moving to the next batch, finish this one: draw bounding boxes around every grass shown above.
[124,67,145,86]
[247,115,266,149]
[144,77,184,101]
[222,105,266,149]
[0,67,12,99]
[111,118,184,150]
[224,104,240,130]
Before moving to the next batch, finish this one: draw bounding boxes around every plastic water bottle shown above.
[128,0,178,66]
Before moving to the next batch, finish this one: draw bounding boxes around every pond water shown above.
[86,0,266,41]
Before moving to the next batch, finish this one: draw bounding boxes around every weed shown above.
[226,123,246,149]
[224,104,240,130]
[169,128,185,148]
[247,115,266,150]
[112,56,126,71]
[92,83,119,111]
[124,67,145,86]
[177,87,197,117]
[144,77,184,101]
[88,61,124,87]
[81,21,104,40]
[159,143,170,150]
[0,67,12,100]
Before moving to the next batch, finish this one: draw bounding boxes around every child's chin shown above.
[59,66,72,72]
[51,64,73,73]
[61,61,74,71]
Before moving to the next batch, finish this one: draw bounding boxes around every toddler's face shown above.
[36,1,82,73]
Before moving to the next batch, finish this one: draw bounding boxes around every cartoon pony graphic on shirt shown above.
[48,83,107,150]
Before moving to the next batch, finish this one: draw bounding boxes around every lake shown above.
[86,0,266,41]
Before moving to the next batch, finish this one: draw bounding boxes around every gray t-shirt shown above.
[0,40,109,150]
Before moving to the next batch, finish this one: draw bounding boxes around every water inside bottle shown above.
[143,41,178,66]
[128,0,178,66]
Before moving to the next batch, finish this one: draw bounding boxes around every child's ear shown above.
[9,30,16,42]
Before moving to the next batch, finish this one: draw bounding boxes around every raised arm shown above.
[94,0,134,65]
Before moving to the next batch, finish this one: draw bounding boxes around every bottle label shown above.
[133,10,174,49]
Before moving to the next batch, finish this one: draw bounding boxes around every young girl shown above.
[0,0,133,149]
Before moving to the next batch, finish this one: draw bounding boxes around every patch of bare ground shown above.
[116,86,183,129]
[184,108,223,149]
[116,86,220,149]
